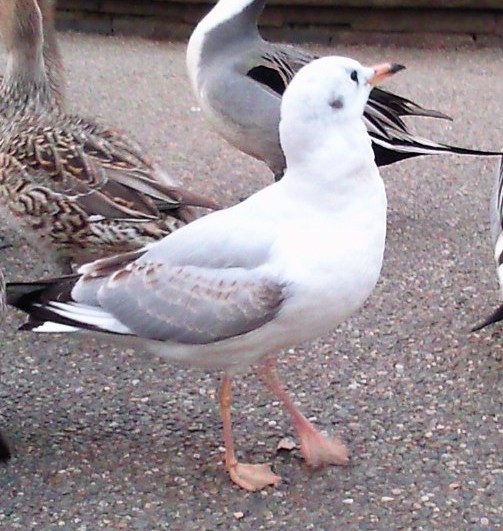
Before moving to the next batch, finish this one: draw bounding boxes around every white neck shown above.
[279,119,380,206]
[194,0,258,34]
[187,0,262,91]
[282,117,374,172]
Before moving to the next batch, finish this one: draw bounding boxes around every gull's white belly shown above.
[141,201,386,372]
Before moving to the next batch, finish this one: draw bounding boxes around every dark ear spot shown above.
[330,97,344,110]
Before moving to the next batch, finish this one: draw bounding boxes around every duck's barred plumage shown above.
[0,0,217,269]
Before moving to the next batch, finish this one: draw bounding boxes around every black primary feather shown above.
[247,65,286,95]
[472,302,503,331]
[7,276,79,331]
[0,432,11,462]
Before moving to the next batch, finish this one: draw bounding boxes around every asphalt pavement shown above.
[0,33,502,530]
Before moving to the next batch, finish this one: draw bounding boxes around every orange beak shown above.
[369,63,406,86]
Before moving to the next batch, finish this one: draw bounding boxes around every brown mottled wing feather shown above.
[0,152,89,224]
[3,128,159,219]
[63,116,160,180]
[3,122,218,221]
[97,262,286,344]
[60,117,220,211]
[73,248,149,305]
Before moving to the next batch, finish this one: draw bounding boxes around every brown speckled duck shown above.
[0,0,217,271]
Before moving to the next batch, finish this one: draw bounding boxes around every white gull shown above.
[8,56,401,490]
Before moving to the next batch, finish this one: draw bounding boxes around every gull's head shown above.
[281,56,405,128]
[279,56,405,169]
[281,56,405,127]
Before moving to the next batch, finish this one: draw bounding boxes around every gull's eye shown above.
[350,70,359,83]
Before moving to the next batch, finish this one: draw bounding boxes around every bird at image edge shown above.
[0,269,12,462]
[473,155,503,331]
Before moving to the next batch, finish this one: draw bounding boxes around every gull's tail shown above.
[366,89,501,167]
[7,276,82,333]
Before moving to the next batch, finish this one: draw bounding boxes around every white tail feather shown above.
[40,301,133,334]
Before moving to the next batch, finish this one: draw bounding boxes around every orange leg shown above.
[260,360,349,467]
[219,375,281,491]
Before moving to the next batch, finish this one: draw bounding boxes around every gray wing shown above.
[202,42,314,174]
[96,261,287,344]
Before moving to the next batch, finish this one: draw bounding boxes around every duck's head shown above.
[0,0,43,56]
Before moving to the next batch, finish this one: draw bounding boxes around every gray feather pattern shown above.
[97,261,286,344]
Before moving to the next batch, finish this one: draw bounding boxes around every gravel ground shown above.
[0,33,502,530]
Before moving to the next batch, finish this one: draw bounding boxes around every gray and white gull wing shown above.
[8,207,288,344]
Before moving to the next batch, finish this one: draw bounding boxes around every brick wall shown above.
[55,1,503,42]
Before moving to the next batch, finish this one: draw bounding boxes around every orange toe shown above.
[300,429,350,467]
[229,462,281,491]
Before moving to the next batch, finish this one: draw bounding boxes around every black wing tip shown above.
[19,319,43,332]
[7,276,83,334]
[372,142,502,166]
[439,112,453,122]
[369,87,452,120]
[6,274,79,307]
[422,110,453,121]
[0,433,11,462]
[7,283,49,308]
[390,63,406,74]
[471,302,503,332]
[446,147,503,157]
